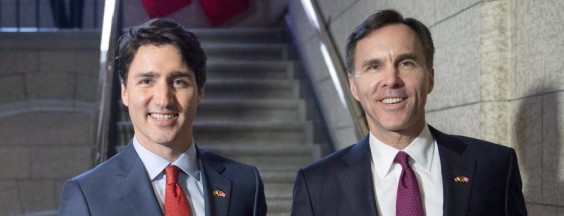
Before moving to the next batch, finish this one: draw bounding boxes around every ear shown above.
[427,68,434,94]
[197,87,205,104]
[349,76,360,101]
[121,81,129,107]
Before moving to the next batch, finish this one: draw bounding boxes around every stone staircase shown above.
[117,28,322,216]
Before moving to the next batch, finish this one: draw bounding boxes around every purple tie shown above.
[394,151,424,216]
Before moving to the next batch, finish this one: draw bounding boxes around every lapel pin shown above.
[213,189,227,199]
[454,176,470,183]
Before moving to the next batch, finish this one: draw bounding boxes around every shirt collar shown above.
[369,125,435,179]
[133,136,200,181]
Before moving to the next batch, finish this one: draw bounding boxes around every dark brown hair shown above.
[345,9,434,75]
[116,18,207,90]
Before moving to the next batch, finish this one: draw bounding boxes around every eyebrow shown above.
[360,58,383,69]
[133,71,157,79]
[168,71,193,79]
[132,71,193,79]
[395,53,418,64]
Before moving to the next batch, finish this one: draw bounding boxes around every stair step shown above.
[267,198,292,215]
[191,28,284,44]
[200,143,318,169]
[192,121,313,145]
[204,79,299,99]
[203,43,288,61]
[116,120,314,145]
[206,60,294,80]
[197,99,305,121]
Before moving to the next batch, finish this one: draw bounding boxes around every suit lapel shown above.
[430,126,476,216]
[198,148,232,216]
[338,136,379,216]
[116,143,163,216]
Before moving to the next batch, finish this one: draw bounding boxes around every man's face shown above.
[349,24,434,141]
[121,44,203,150]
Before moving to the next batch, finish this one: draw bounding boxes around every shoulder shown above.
[430,126,516,160]
[299,136,370,177]
[70,144,137,186]
[198,147,260,179]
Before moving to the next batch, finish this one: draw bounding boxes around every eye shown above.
[367,63,381,71]
[173,79,190,88]
[138,79,152,85]
[399,60,416,68]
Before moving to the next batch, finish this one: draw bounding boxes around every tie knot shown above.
[394,151,411,169]
[165,165,180,184]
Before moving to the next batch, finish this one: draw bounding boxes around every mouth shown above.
[149,113,178,120]
[380,97,405,104]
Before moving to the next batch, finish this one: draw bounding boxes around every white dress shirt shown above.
[369,125,443,216]
[133,137,205,216]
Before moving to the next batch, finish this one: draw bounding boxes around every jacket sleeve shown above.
[253,166,267,216]
[291,169,315,216]
[59,179,91,216]
[505,150,527,215]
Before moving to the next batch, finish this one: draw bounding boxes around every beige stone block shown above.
[316,0,356,23]
[54,179,67,208]
[480,1,509,101]
[19,180,57,214]
[510,97,543,203]
[75,74,99,103]
[542,92,564,205]
[378,0,436,25]
[0,74,26,105]
[427,5,481,110]
[26,72,75,101]
[538,1,564,92]
[0,111,94,146]
[0,147,30,178]
[435,0,479,24]
[510,0,547,99]
[328,0,376,57]
[425,103,480,138]
[526,203,564,216]
[0,181,22,215]
[0,51,39,74]
[31,146,93,179]
[480,101,509,145]
[39,51,98,74]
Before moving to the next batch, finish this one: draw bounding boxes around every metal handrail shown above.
[299,0,368,139]
[94,0,121,164]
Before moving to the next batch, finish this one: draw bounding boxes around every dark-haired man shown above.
[291,9,526,216]
[59,18,267,216]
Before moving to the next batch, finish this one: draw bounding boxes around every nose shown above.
[153,82,175,109]
[381,66,403,88]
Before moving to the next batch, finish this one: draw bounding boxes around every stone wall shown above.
[286,0,564,214]
[0,32,100,215]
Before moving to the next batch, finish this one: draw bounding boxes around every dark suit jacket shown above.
[59,141,267,216]
[291,126,527,216]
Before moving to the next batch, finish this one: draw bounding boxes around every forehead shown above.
[355,24,424,61]
[129,44,190,74]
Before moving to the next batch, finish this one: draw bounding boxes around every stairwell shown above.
[117,28,323,215]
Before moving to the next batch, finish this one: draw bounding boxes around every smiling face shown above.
[121,44,203,158]
[349,24,434,147]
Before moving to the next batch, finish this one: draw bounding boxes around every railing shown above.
[95,0,123,164]
[0,0,101,31]
[299,0,368,139]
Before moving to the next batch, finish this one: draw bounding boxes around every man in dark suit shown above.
[59,18,267,216]
[291,9,526,216]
